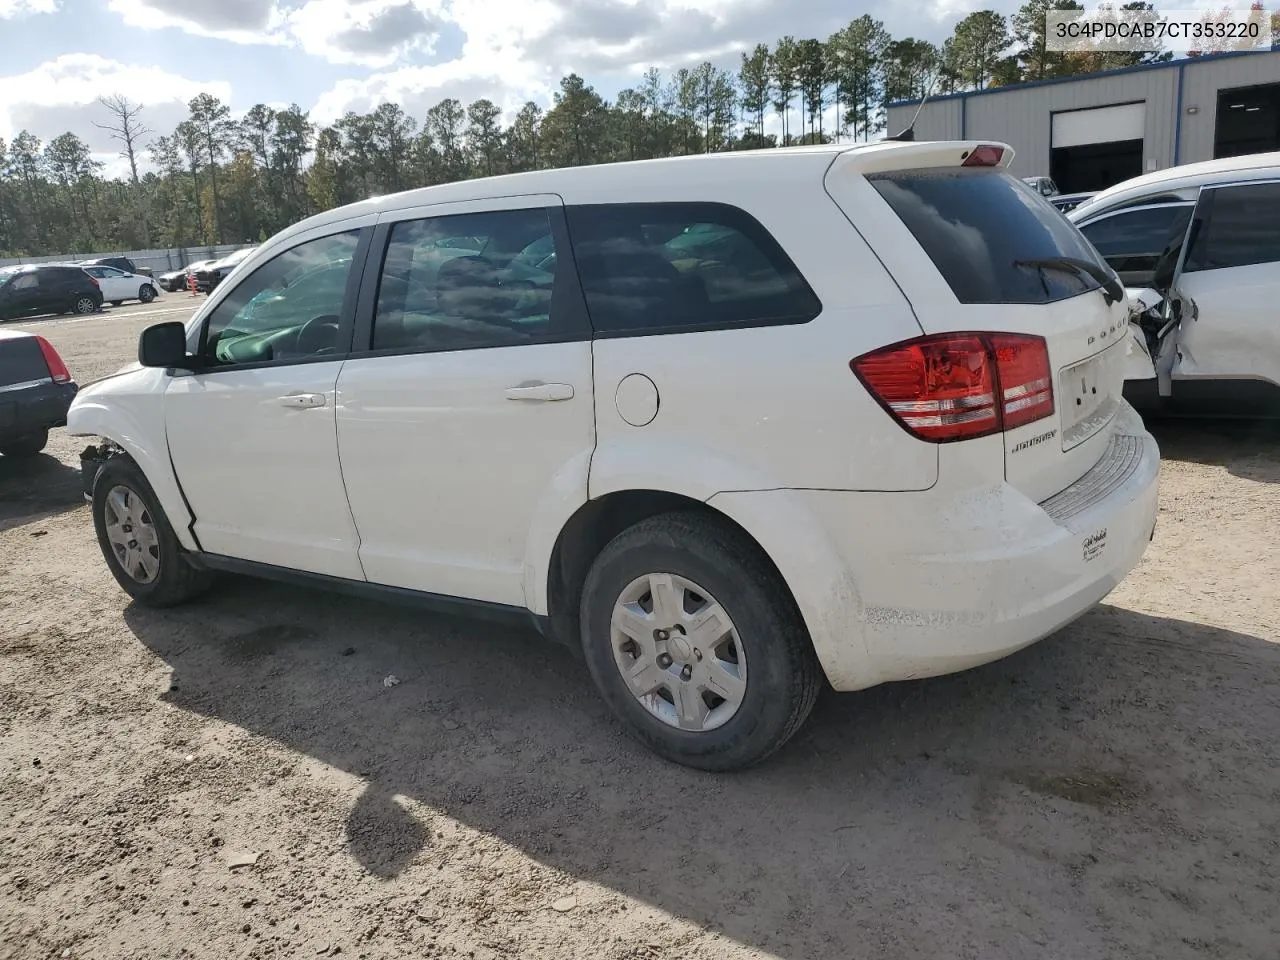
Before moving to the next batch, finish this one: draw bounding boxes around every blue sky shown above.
[0,0,1004,177]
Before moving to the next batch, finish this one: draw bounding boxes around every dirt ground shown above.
[2,302,1279,960]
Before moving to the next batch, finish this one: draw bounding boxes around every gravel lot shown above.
[2,298,1278,960]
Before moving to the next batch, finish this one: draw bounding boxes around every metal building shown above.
[885,49,1280,193]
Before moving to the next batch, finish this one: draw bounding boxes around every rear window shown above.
[0,335,48,388]
[869,168,1108,305]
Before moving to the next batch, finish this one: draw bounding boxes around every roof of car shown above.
[263,139,1008,254]
[1072,151,1280,218]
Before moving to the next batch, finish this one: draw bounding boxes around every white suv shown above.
[68,140,1160,771]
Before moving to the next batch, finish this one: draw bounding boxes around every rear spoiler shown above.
[828,140,1016,178]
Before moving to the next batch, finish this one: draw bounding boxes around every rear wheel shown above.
[91,456,214,606]
[579,511,821,771]
[139,285,155,303]
[73,296,97,315]
[0,429,48,457]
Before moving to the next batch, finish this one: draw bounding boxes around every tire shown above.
[0,429,48,457]
[579,511,822,772]
[139,285,155,303]
[91,456,214,607]
[110,301,122,307]
[73,296,97,315]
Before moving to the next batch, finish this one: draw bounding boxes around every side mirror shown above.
[138,321,191,368]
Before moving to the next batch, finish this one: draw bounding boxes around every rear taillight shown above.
[87,275,100,286]
[35,336,72,383]
[961,144,1005,167]
[988,333,1052,430]
[851,332,1053,443]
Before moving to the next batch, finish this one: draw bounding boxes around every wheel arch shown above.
[538,489,806,658]
[68,399,198,551]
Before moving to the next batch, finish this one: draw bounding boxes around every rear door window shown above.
[869,168,1108,304]
[565,201,821,335]
[1077,203,1194,285]
[1079,204,1193,259]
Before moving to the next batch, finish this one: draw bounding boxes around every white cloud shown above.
[0,0,57,17]
[312,63,548,127]
[0,55,233,177]
[107,0,452,65]
[106,0,291,45]
[310,0,564,123]
[288,0,448,68]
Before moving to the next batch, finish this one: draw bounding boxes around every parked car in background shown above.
[0,326,76,457]
[80,256,151,278]
[157,259,218,293]
[81,264,160,306]
[1070,151,1280,417]
[1050,191,1095,214]
[193,247,258,294]
[0,264,102,321]
[1023,175,1059,197]
[68,139,1160,771]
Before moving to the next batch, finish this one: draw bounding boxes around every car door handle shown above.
[278,393,327,409]
[504,382,574,402]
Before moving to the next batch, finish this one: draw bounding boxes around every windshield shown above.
[870,167,1110,305]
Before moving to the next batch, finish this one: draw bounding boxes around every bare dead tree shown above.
[93,94,151,185]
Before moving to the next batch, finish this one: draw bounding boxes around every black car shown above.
[193,246,258,294]
[157,258,217,292]
[0,264,103,321]
[0,327,77,457]
[81,255,152,278]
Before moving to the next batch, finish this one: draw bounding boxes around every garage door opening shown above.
[1215,82,1280,158]
[1050,102,1146,193]
[1051,139,1144,193]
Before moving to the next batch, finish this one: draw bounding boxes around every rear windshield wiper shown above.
[1013,256,1123,306]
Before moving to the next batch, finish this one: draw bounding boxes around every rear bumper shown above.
[0,380,78,442]
[710,402,1160,691]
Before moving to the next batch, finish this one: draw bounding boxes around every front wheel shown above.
[139,285,155,303]
[91,456,215,606]
[0,429,48,457]
[579,511,822,772]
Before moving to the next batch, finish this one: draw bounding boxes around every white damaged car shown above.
[1071,152,1280,418]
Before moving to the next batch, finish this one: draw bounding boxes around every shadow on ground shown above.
[124,576,1280,959]
[0,450,83,532]
[1146,415,1280,483]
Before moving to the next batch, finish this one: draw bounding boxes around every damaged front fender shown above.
[78,440,125,502]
